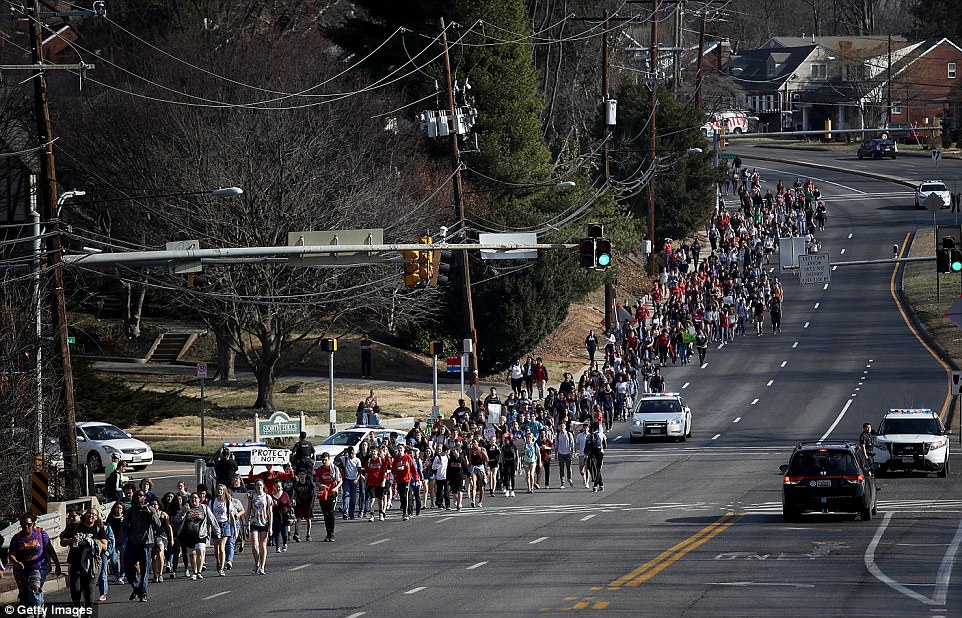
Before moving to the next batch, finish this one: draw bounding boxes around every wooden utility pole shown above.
[647,0,660,276]
[440,19,480,404]
[695,8,707,110]
[29,0,80,498]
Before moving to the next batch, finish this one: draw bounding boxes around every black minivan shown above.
[780,441,877,521]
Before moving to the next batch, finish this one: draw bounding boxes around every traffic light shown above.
[402,250,421,286]
[429,341,444,357]
[586,223,603,238]
[595,238,612,269]
[720,124,728,149]
[580,238,596,269]
[430,249,452,287]
[938,237,957,274]
[418,236,432,283]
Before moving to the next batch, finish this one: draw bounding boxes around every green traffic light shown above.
[597,253,611,267]
[953,261,962,272]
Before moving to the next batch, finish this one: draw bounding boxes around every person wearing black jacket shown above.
[213,448,238,488]
[122,490,161,602]
[105,461,128,502]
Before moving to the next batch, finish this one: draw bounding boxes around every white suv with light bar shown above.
[629,393,692,442]
[873,409,951,477]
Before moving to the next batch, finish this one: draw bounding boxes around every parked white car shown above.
[629,393,692,442]
[76,421,153,472]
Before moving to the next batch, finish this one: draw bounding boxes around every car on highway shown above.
[780,441,876,522]
[629,393,692,442]
[915,180,951,209]
[856,138,897,159]
[314,425,401,461]
[76,421,153,472]
[872,408,951,477]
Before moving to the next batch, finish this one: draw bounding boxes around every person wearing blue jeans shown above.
[8,513,60,608]
[341,478,358,519]
[338,447,361,519]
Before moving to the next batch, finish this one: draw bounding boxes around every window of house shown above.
[949,63,957,79]
[891,102,902,114]
[811,63,827,79]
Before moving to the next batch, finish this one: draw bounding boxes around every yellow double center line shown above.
[608,512,743,589]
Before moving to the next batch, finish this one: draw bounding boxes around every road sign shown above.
[932,149,943,162]
[924,192,946,212]
[446,356,461,373]
[478,232,539,260]
[798,253,831,284]
[719,153,736,160]
[952,371,962,396]
[779,236,808,272]
[196,362,208,379]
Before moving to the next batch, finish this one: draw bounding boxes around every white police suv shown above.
[629,393,692,442]
[873,409,951,477]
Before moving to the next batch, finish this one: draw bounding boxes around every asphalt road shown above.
[51,153,962,617]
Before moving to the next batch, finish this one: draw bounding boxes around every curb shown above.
[738,149,917,189]
[749,143,962,161]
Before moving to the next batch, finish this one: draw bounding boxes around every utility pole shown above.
[647,0,660,276]
[440,19,481,406]
[695,7,707,110]
[887,33,893,127]
[28,0,80,498]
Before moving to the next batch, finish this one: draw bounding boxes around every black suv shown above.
[780,441,877,522]
[856,138,897,159]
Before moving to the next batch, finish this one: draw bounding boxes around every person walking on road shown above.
[315,452,342,541]
[178,492,220,582]
[59,509,107,607]
[122,490,162,601]
[210,485,240,577]
[695,329,709,366]
[8,511,61,608]
[859,423,875,465]
[432,445,451,509]
[500,434,517,497]
[522,434,538,494]
[586,423,607,492]
[366,445,391,521]
[247,480,274,575]
[585,330,598,363]
[556,422,575,489]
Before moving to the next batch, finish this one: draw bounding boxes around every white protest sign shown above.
[250,448,291,466]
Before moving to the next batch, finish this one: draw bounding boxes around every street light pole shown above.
[30,199,43,457]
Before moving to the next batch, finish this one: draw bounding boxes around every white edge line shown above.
[466,561,488,570]
[820,399,853,441]
[203,591,232,601]
[933,510,962,604]
[865,513,936,605]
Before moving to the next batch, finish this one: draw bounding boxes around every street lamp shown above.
[71,186,244,205]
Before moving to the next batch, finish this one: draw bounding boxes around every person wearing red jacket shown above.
[365,446,391,522]
[247,465,294,495]
[390,446,416,521]
[313,453,342,542]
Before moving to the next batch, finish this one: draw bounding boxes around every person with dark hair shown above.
[290,432,315,473]
[122,490,161,601]
[8,512,61,607]
[214,447,238,488]
[585,423,607,492]
[60,509,108,607]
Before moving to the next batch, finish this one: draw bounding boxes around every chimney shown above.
[716,38,732,69]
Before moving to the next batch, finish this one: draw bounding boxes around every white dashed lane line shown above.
[766,380,774,387]
[701,363,709,369]
[405,587,426,595]
[345,613,367,618]
[466,561,488,570]
[733,417,741,423]
[751,398,759,405]
[580,514,597,522]
[848,233,853,239]
[814,303,819,309]
[436,517,453,524]
[712,434,722,440]
[823,283,829,290]
[529,537,549,545]
[204,591,232,601]
[682,382,690,389]
[289,563,312,572]
[840,248,846,255]
[804,322,810,328]
[780,361,787,367]
[369,538,390,545]
[792,342,798,348]
[832,265,838,271]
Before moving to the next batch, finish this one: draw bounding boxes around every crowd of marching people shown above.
[3,168,828,610]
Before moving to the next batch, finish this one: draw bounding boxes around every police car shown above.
[872,409,951,477]
[207,441,291,481]
[629,393,692,442]
[313,425,402,462]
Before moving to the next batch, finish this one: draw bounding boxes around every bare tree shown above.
[57,31,444,409]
